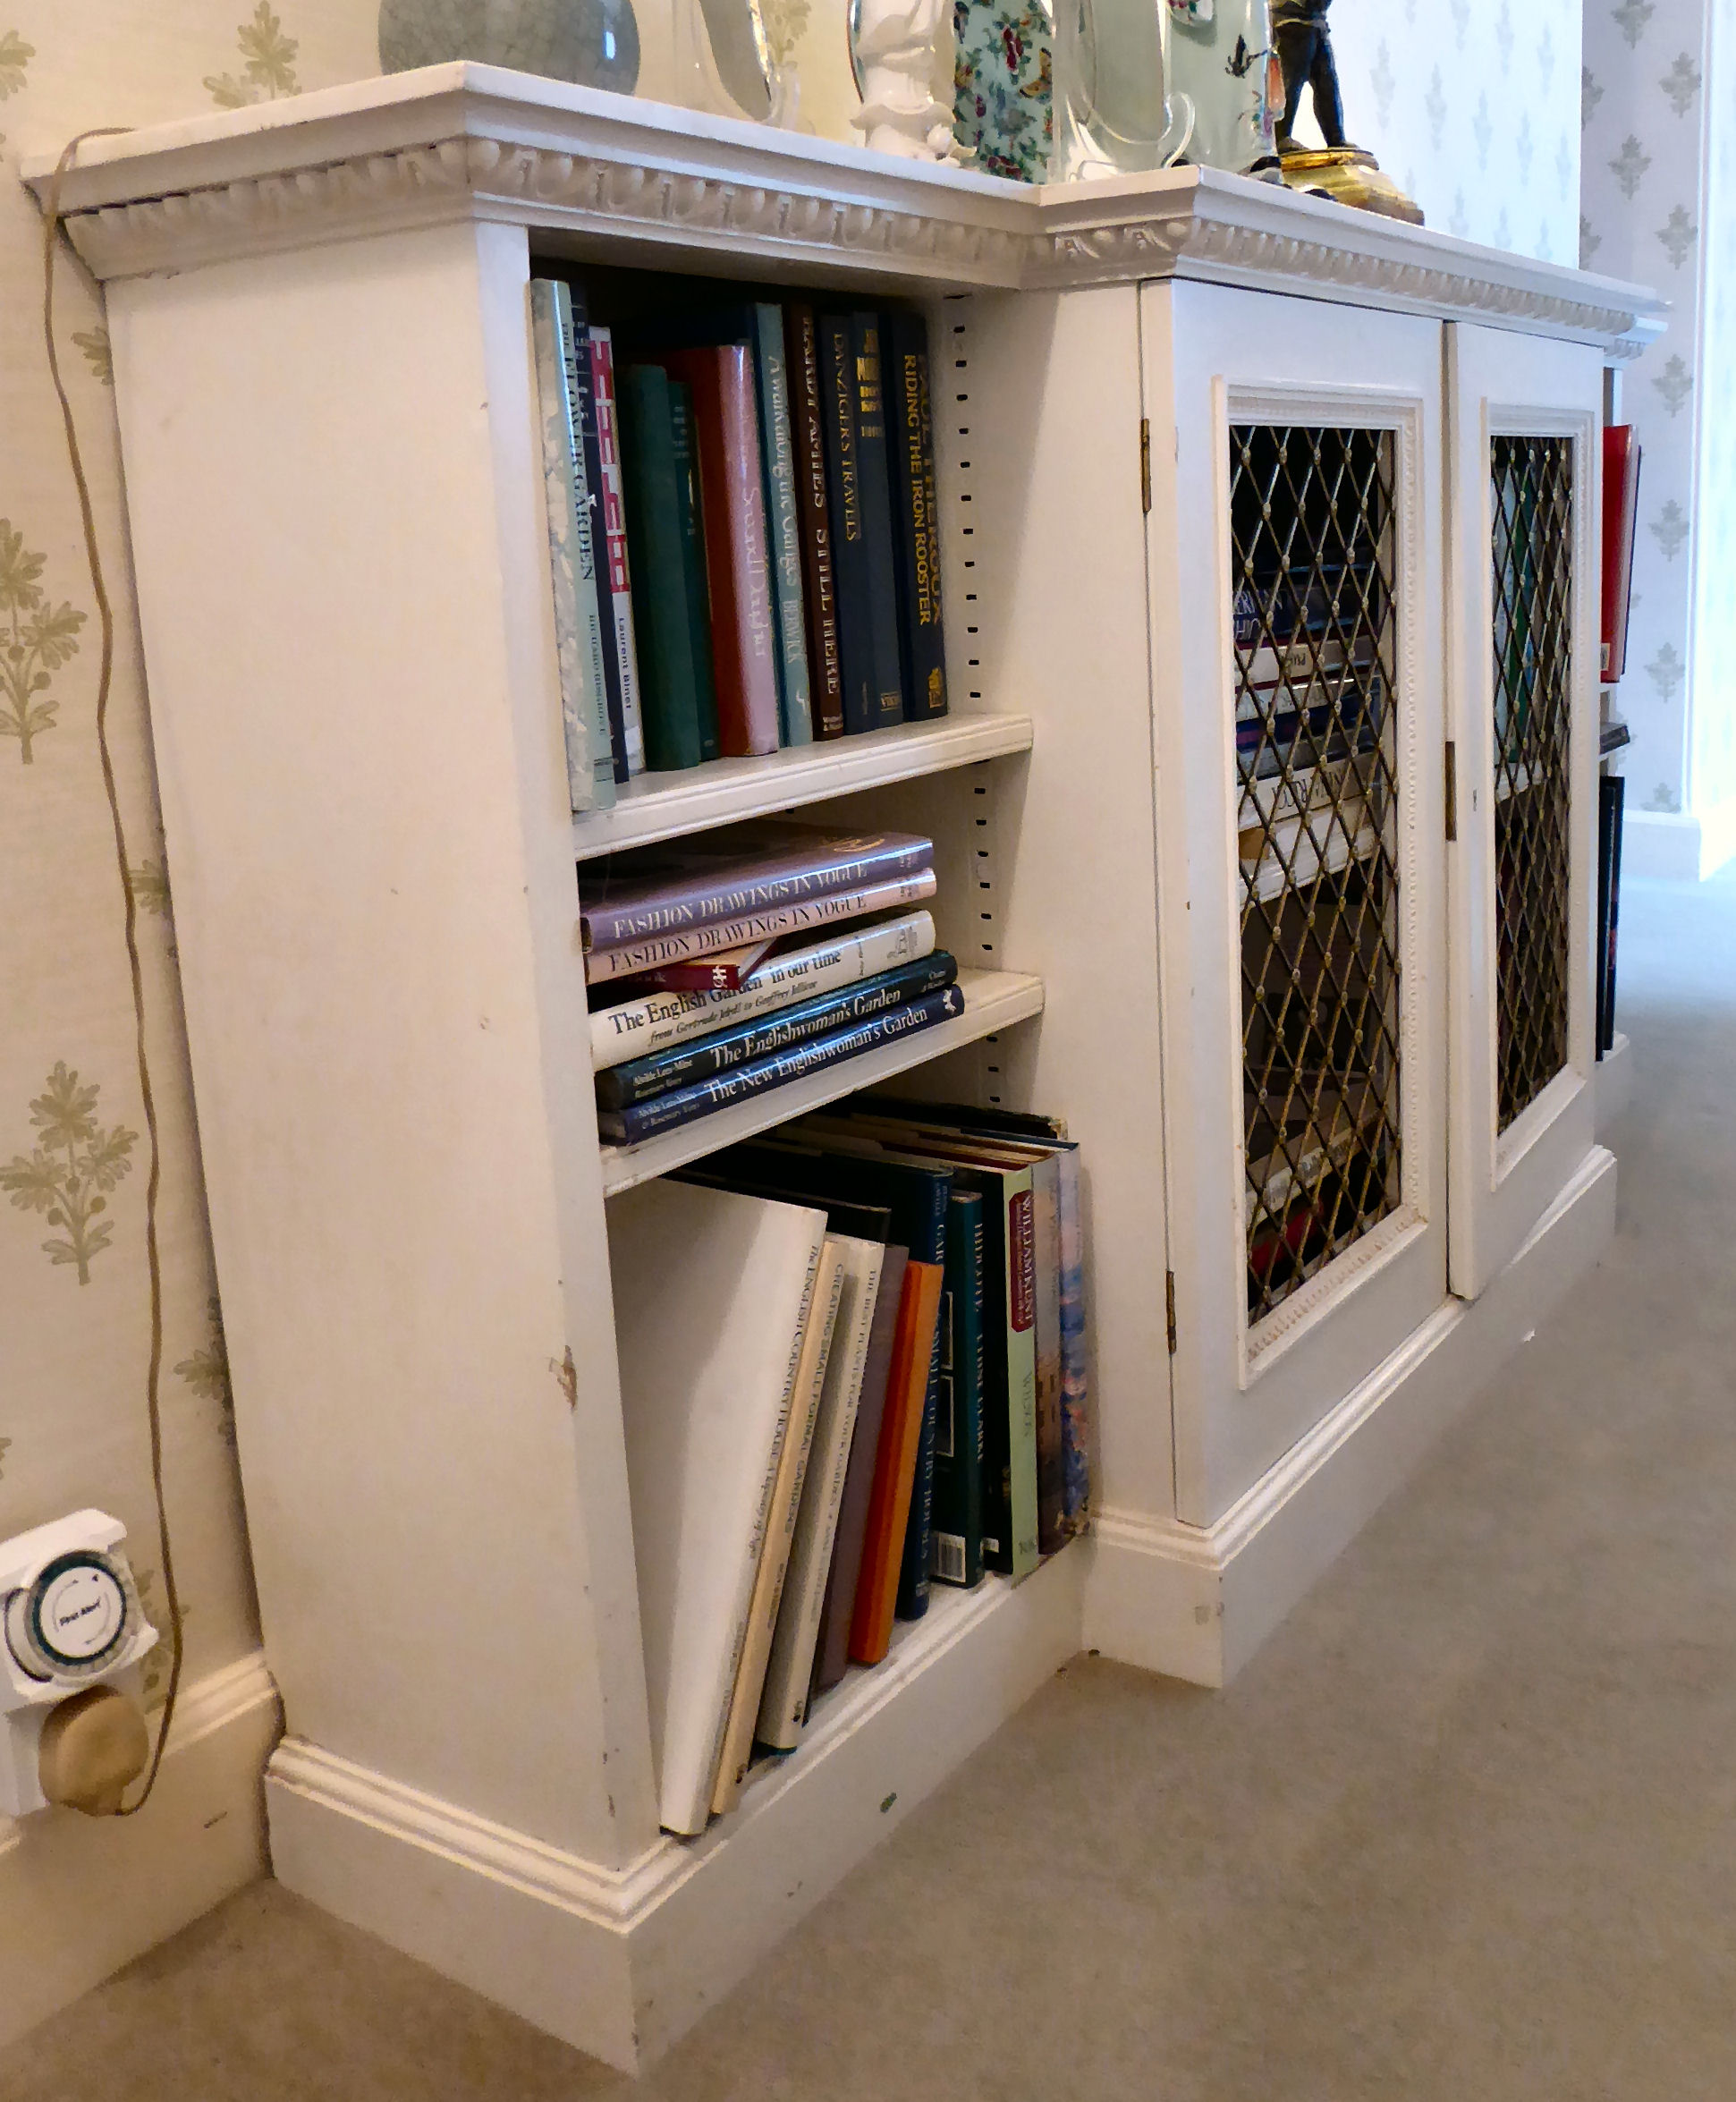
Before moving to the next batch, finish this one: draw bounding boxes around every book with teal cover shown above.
[619,365,704,773]
[668,380,722,763]
[749,303,814,746]
[529,279,614,811]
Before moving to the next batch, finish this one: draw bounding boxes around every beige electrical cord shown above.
[39,131,183,1818]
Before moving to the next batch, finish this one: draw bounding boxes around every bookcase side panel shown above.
[933,285,1177,1523]
[106,222,656,1865]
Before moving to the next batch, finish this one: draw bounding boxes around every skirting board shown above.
[1596,1032,1633,1136]
[1622,808,1703,882]
[1083,1143,1617,1689]
[0,1651,280,2051]
[265,1540,1086,2074]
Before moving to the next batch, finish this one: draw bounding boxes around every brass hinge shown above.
[1165,1268,1177,1354]
[1140,419,1152,514]
[1444,739,1458,842]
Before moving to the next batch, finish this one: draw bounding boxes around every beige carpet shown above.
[5,868,1733,2102]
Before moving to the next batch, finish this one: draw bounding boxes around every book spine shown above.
[595,954,959,1110]
[586,869,938,982]
[786,303,846,741]
[821,314,880,737]
[570,290,631,784]
[981,1170,1039,1581]
[528,282,603,813]
[589,908,936,1069]
[589,329,646,775]
[1031,1158,1064,1556]
[580,834,936,950]
[597,987,964,1145]
[851,312,907,732]
[639,938,777,995]
[619,365,704,774]
[545,282,617,810]
[1055,1148,1090,1533]
[848,1261,944,1665]
[894,1275,942,1621]
[886,309,948,722]
[754,303,813,746]
[707,347,780,756]
[668,380,722,762]
[927,1193,986,1589]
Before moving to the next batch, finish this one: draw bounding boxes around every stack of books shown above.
[587,819,963,1145]
[607,1096,1088,1837]
[531,276,949,812]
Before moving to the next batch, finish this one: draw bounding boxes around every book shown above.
[751,303,813,746]
[848,1258,944,1665]
[580,818,935,951]
[645,344,780,757]
[619,364,704,773]
[928,1189,987,1588]
[1601,424,1641,682]
[596,986,965,1145]
[589,329,647,778]
[885,308,948,723]
[669,380,723,762]
[636,937,782,995]
[1597,771,1625,1054]
[594,953,959,1110]
[711,1237,845,1815]
[589,908,937,1070]
[585,869,939,982]
[606,1180,826,1835]
[569,287,636,783]
[820,313,901,736]
[813,1246,906,1696]
[784,302,846,741]
[756,1231,886,1749]
[850,312,907,731]
[529,279,614,812]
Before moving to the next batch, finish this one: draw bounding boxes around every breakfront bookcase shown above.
[29,68,1664,2069]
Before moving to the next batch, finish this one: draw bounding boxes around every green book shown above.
[928,1189,987,1589]
[750,303,814,747]
[619,366,703,773]
[667,380,722,765]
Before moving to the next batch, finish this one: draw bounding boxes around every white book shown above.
[590,909,937,1071]
[757,1233,886,1751]
[529,280,615,812]
[608,1180,826,1837]
[710,1238,845,1816]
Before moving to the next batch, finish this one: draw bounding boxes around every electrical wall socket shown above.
[0,1511,157,1818]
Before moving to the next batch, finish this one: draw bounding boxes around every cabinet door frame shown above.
[1145,281,1449,1527]
[1444,325,1603,1301]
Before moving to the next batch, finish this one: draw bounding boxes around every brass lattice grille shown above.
[1231,426,1403,1325]
[1491,435,1574,1131]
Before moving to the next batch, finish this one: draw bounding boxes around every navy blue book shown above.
[851,312,906,730]
[884,308,948,723]
[595,987,963,1144]
[820,314,902,735]
[594,954,958,1111]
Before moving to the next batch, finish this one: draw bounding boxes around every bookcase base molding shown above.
[1085,1145,1616,1688]
[267,1547,1084,2073]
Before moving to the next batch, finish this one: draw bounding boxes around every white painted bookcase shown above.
[29,69,1664,2070]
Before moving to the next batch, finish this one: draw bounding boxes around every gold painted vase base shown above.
[1277,146,1425,226]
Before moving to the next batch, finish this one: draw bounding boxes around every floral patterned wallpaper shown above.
[1580,0,1708,825]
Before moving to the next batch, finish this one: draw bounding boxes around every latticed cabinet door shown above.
[1444,326,1603,1300]
[1143,282,1449,1526]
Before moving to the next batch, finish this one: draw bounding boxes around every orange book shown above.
[847,1259,944,1667]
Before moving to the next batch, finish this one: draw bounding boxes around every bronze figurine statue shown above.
[1267,0,1424,225]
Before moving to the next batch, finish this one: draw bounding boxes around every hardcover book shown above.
[589,328,647,776]
[668,380,723,762]
[642,344,780,757]
[784,302,846,740]
[849,311,907,731]
[585,869,938,982]
[569,287,636,783]
[927,1189,987,1589]
[751,302,814,746]
[711,1239,845,1815]
[593,953,959,1111]
[529,279,615,811]
[607,1181,826,1835]
[579,818,935,951]
[885,308,948,722]
[618,364,704,773]
[1601,424,1641,682]
[847,1259,944,1665]
[589,907,937,1070]
[820,313,901,736]
[636,937,781,995]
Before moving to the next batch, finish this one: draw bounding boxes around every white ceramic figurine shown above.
[850,0,963,161]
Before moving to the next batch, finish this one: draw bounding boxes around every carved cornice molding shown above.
[27,75,1665,356]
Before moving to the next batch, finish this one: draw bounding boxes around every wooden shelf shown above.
[572,715,1033,861]
[598,968,1044,1195]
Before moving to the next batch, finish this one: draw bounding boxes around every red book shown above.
[642,345,779,757]
[638,938,781,993]
[848,1259,944,1667]
[1601,425,1641,682]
